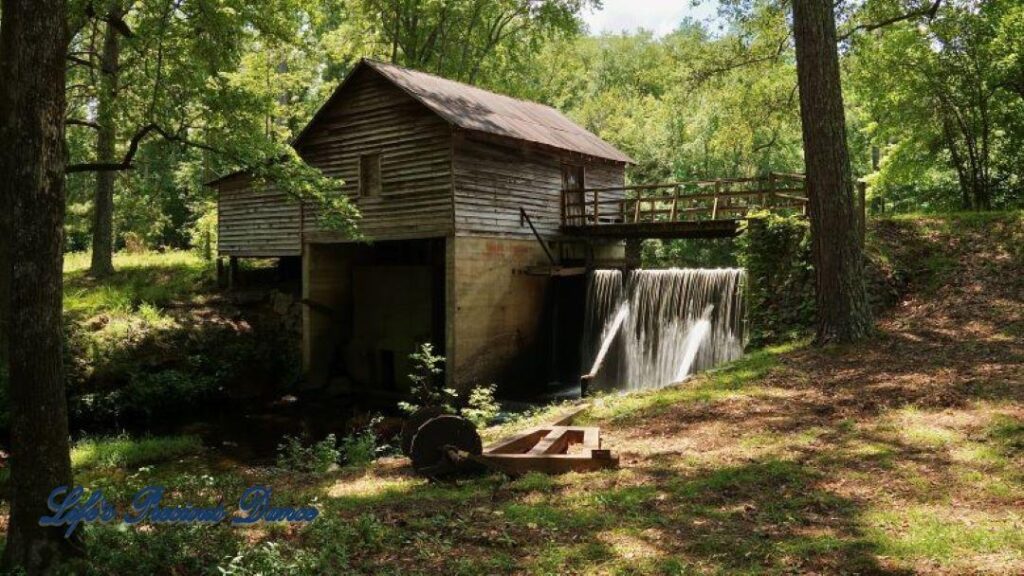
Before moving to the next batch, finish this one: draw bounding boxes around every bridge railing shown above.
[561,173,807,228]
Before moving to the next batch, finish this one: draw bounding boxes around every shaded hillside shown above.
[41,212,1022,575]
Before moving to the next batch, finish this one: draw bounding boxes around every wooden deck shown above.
[560,173,808,239]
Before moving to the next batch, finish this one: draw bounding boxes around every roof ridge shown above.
[362,58,563,114]
[290,57,633,164]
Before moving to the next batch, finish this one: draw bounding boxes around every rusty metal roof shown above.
[364,60,633,163]
[296,59,633,164]
[208,60,633,186]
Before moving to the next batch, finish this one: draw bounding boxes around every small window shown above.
[359,153,381,197]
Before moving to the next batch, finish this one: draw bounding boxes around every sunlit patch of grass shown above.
[507,471,557,493]
[64,250,215,317]
[501,501,603,532]
[325,471,422,499]
[71,434,204,470]
[866,505,1024,566]
[322,474,495,512]
[952,443,1006,466]
[596,528,667,562]
[889,407,960,448]
[581,340,806,425]
[987,414,1024,454]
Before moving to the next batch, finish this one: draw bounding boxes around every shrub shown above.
[737,212,816,346]
[400,342,457,414]
[340,419,383,468]
[462,384,501,428]
[188,203,218,261]
[276,434,340,474]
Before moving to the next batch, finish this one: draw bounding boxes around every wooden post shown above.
[712,180,721,220]
[669,186,679,221]
[633,188,642,223]
[592,188,599,224]
[228,256,239,290]
[560,187,566,227]
[216,257,225,288]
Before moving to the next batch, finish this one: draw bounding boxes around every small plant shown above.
[276,434,340,474]
[398,346,502,430]
[340,418,384,467]
[400,342,457,414]
[462,384,501,428]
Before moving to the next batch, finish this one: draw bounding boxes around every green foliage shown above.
[401,342,457,414]
[60,251,300,429]
[400,346,501,427]
[71,434,204,470]
[340,418,384,468]
[640,237,738,268]
[187,203,218,260]
[737,212,815,346]
[521,18,805,184]
[276,420,384,473]
[461,384,501,428]
[322,0,594,91]
[219,541,319,576]
[847,0,1024,212]
[63,251,215,316]
[276,434,341,474]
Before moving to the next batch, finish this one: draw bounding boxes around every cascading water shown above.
[582,268,747,391]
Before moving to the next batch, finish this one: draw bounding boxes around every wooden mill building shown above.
[208,58,632,396]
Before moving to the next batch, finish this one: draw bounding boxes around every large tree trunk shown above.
[791,0,871,344]
[89,11,122,277]
[0,0,77,572]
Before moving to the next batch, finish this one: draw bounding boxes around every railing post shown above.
[669,186,679,221]
[634,188,642,223]
[712,180,721,221]
[593,188,599,225]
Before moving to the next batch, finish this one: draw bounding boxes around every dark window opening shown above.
[359,153,381,196]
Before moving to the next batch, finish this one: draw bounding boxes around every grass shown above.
[2,213,1021,574]
[63,250,215,317]
[71,434,204,470]
[16,328,1019,574]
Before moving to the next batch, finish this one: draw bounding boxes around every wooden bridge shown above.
[560,173,808,239]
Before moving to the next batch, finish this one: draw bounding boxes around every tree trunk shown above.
[791,0,871,344]
[89,10,122,277]
[0,0,77,572]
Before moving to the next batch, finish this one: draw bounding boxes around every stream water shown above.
[582,268,747,391]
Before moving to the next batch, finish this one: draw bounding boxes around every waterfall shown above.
[582,268,747,392]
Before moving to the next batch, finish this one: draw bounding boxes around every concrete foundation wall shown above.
[448,236,554,394]
[303,240,444,392]
[303,244,354,387]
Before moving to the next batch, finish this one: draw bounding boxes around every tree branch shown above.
[66,118,102,130]
[65,123,222,173]
[66,55,96,68]
[839,0,942,41]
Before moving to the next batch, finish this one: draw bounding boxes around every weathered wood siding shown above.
[452,131,625,237]
[216,65,628,255]
[299,67,454,242]
[216,173,303,257]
